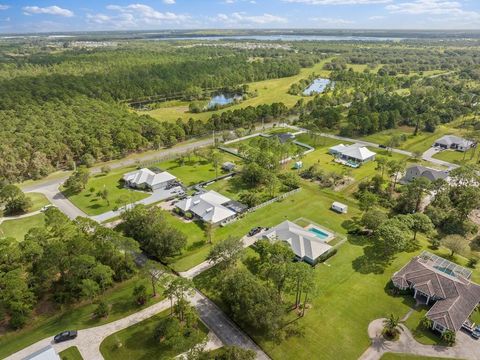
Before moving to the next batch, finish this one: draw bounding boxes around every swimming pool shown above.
[308,227,330,240]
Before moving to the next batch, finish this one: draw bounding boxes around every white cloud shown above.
[0,4,9,10]
[22,5,74,17]
[284,0,391,5]
[214,12,287,25]
[386,0,480,26]
[163,0,175,4]
[87,3,191,29]
[368,15,385,20]
[311,17,354,24]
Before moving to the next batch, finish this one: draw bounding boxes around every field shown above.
[26,192,50,212]
[65,166,150,216]
[59,347,83,360]
[99,309,208,360]
[0,213,45,241]
[0,274,164,359]
[139,59,332,123]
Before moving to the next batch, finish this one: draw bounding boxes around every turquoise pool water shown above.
[308,227,330,240]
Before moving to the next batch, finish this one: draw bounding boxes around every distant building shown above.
[434,135,474,152]
[221,161,236,172]
[123,168,177,191]
[263,220,334,265]
[329,143,376,164]
[176,190,241,225]
[401,165,449,184]
[392,251,480,334]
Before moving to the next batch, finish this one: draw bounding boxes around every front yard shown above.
[433,148,478,166]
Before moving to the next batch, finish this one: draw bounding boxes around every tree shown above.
[133,284,148,306]
[208,150,223,178]
[204,222,214,245]
[442,235,468,258]
[408,213,434,241]
[98,187,109,206]
[361,209,388,232]
[163,277,195,321]
[239,191,261,208]
[375,217,412,256]
[358,191,378,212]
[375,157,388,178]
[64,167,90,194]
[207,237,243,269]
[382,314,403,340]
[441,329,456,345]
[0,185,32,215]
[216,346,256,360]
[94,301,110,318]
[80,279,100,302]
[395,177,430,214]
[387,160,405,192]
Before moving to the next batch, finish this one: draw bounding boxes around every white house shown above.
[331,202,348,214]
[175,190,237,225]
[123,168,177,191]
[434,135,474,152]
[329,143,376,164]
[263,220,333,265]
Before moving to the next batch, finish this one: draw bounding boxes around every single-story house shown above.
[331,202,348,214]
[263,220,333,265]
[434,135,475,152]
[392,251,480,334]
[221,161,236,172]
[123,168,177,191]
[175,190,237,225]
[24,345,60,360]
[329,143,376,164]
[401,165,449,184]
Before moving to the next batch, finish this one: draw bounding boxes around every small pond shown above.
[303,78,333,96]
[208,93,242,109]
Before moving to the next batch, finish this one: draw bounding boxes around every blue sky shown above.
[1,0,479,33]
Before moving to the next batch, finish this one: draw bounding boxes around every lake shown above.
[208,94,242,109]
[303,78,333,96]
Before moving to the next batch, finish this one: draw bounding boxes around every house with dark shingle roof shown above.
[400,165,449,184]
[392,251,480,334]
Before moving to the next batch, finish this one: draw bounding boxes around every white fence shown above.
[247,188,301,213]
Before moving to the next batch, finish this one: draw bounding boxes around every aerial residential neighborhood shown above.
[1,2,480,360]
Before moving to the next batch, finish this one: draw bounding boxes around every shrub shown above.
[94,301,110,318]
[101,165,111,175]
[468,258,478,269]
[441,329,456,345]
[133,284,148,306]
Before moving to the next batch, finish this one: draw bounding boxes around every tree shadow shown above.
[352,244,392,274]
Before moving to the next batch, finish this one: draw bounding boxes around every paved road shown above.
[359,318,480,360]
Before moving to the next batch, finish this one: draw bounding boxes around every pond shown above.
[208,93,242,109]
[303,78,333,96]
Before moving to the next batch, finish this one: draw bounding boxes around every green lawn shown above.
[0,275,165,359]
[99,310,208,360]
[404,305,448,346]
[152,155,219,186]
[433,149,478,166]
[59,346,83,360]
[0,213,45,241]
[380,354,458,360]
[65,166,149,216]
[140,59,332,123]
[26,192,50,212]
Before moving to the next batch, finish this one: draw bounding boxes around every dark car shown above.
[379,144,387,149]
[54,330,78,343]
[248,227,263,237]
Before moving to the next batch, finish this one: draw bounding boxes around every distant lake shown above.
[151,35,404,42]
[208,94,242,109]
[303,78,333,96]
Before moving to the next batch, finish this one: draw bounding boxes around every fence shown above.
[247,188,301,213]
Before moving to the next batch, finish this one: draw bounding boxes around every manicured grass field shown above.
[152,155,219,186]
[26,192,50,212]
[141,59,332,123]
[65,166,149,216]
[99,309,208,360]
[0,213,45,241]
[404,306,448,346]
[433,149,478,166]
[59,346,83,360]
[0,275,164,359]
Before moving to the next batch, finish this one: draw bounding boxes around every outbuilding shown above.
[331,201,348,214]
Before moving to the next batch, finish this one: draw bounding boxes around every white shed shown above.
[331,202,348,214]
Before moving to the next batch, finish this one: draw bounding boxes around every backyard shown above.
[99,309,208,360]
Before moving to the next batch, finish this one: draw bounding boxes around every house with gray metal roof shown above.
[392,251,480,334]
[434,135,474,152]
[401,165,449,184]
[123,168,177,191]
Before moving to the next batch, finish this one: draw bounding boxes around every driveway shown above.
[91,186,184,223]
[422,147,459,170]
[359,318,480,360]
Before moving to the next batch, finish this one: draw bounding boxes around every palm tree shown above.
[382,314,403,340]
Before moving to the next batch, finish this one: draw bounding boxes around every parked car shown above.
[54,330,77,343]
[248,227,263,237]
[40,204,56,212]
[379,144,387,149]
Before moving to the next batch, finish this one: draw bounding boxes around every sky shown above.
[0,0,479,34]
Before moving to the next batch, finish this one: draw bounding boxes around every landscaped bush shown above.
[313,248,337,265]
[94,301,110,319]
